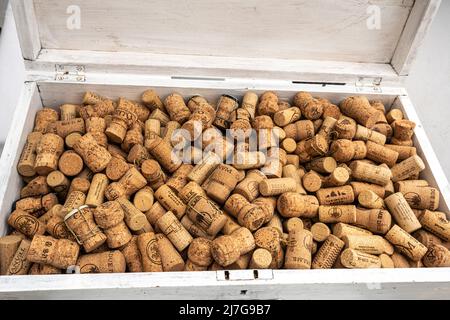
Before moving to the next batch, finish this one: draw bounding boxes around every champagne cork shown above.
[29,263,61,275]
[67,177,90,196]
[85,173,108,207]
[187,153,221,186]
[355,208,392,235]
[303,135,329,157]
[354,125,386,145]
[419,210,450,241]
[58,150,84,177]
[181,215,212,239]
[398,186,440,211]
[240,92,258,119]
[351,182,385,199]
[14,197,44,216]
[155,185,186,219]
[116,197,148,231]
[133,186,154,212]
[391,137,413,147]
[144,119,161,147]
[27,235,79,269]
[253,197,276,223]
[120,236,143,272]
[149,108,170,126]
[34,133,64,175]
[334,117,357,139]
[371,122,393,139]
[42,193,59,212]
[385,225,428,261]
[145,201,166,226]
[284,228,313,269]
[230,227,256,256]
[179,181,206,204]
[45,121,57,134]
[311,222,331,242]
[305,157,337,175]
[226,252,251,270]
[46,211,75,240]
[127,144,150,167]
[155,233,185,271]
[224,192,249,218]
[187,195,227,236]
[82,91,109,105]
[391,155,425,182]
[351,141,367,160]
[385,193,421,233]
[105,166,147,200]
[393,119,416,141]
[247,248,272,269]
[254,227,283,268]
[182,103,216,139]
[358,190,385,209]
[39,205,62,226]
[342,235,392,255]
[266,214,284,237]
[391,252,410,268]
[423,244,450,268]
[34,108,59,133]
[349,161,391,186]
[46,170,70,198]
[64,205,107,252]
[20,176,49,198]
[234,170,266,202]
[316,185,354,206]
[386,109,403,123]
[385,145,416,161]
[282,164,307,194]
[146,133,182,173]
[280,138,297,154]
[211,235,241,267]
[365,141,399,168]
[273,107,301,127]
[142,89,165,111]
[259,178,296,197]
[7,209,46,238]
[238,204,267,231]
[312,235,345,269]
[164,93,191,124]
[73,133,111,173]
[166,164,193,192]
[17,132,43,177]
[299,98,323,120]
[379,254,395,268]
[58,104,79,121]
[340,249,381,269]
[0,235,23,275]
[122,122,144,152]
[94,201,132,248]
[321,101,341,119]
[206,164,240,204]
[65,132,82,149]
[188,237,213,267]
[187,95,210,113]
[141,159,167,190]
[77,250,126,273]
[413,229,443,247]
[302,171,322,192]
[105,98,138,143]
[284,120,315,142]
[132,217,154,235]
[162,121,181,145]
[56,118,85,138]
[258,91,279,116]
[322,167,350,188]
[340,96,383,128]
[330,139,355,163]
[185,259,208,271]
[277,193,319,218]
[156,211,193,251]
[6,240,32,275]
[282,218,304,234]
[85,116,107,147]
[318,205,356,224]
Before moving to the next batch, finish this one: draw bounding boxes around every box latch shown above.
[216,269,274,281]
[55,64,86,82]
[355,77,382,93]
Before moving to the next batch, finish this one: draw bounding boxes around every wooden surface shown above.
[10,0,41,60]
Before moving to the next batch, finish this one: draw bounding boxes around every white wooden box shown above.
[0,0,449,299]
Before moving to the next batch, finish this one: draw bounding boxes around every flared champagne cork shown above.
[6,240,32,275]
[34,108,59,133]
[146,133,182,173]
[340,249,381,269]
[311,222,331,242]
[385,193,421,233]
[122,122,144,152]
[155,184,186,219]
[385,144,416,161]
[302,171,322,192]
[206,164,239,204]
[145,201,166,226]
[162,121,181,145]
[47,214,77,240]
[182,104,216,139]
[230,227,255,256]
[65,132,82,149]
[393,119,416,141]
[234,170,266,202]
[333,223,372,239]
[34,133,64,175]
[358,190,385,209]
[46,170,70,198]
[300,98,323,120]
[108,166,147,200]
[85,173,108,207]
[20,175,49,198]
[265,214,283,238]
[164,93,191,124]
[391,252,410,268]
[398,186,440,211]
[355,208,392,235]
[419,210,450,242]
[342,235,392,255]
[277,193,319,218]
[94,201,132,248]
[237,204,266,231]
[312,235,345,269]
[120,236,143,272]
[141,159,167,190]
[27,235,79,269]
[155,233,185,271]
[127,144,150,167]
[340,96,383,128]
[211,235,241,267]
[334,117,357,140]
[218,214,240,236]
[318,205,356,224]
[351,182,385,199]
[142,89,165,111]
[186,195,227,236]
[42,193,59,212]
[423,244,450,268]
[413,229,443,247]
[354,125,386,145]
[57,150,84,177]
[105,98,138,143]
[156,211,193,251]
[67,177,90,195]
[17,132,43,177]
[316,185,354,206]
[385,225,428,261]
[320,101,341,119]
[257,91,279,116]
[149,108,170,126]
[29,263,61,275]
[73,133,111,173]
[282,164,307,194]
[273,107,301,127]
[303,135,328,157]
[0,235,23,275]
[184,259,208,271]
[253,197,276,223]
[85,116,107,147]
[352,141,367,160]
[330,139,355,163]
[116,197,148,231]
[7,209,46,238]
[56,118,85,139]
[259,178,296,197]
[371,123,393,139]
[187,237,213,267]
[386,109,403,123]
[284,228,313,269]
[248,248,272,269]
[133,186,154,212]
[349,161,391,186]
[284,120,315,142]
[391,137,413,147]
[166,164,193,192]
[187,95,210,113]
[254,227,283,268]
[391,155,425,182]
[77,250,126,273]
[82,91,109,105]
[180,215,212,239]
[228,252,252,270]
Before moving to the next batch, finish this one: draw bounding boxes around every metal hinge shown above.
[55,64,86,82]
[216,269,274,281]
[355,77,382,93]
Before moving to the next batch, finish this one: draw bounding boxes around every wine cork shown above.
[67,178,90,196]
[85,116,107,147]
[155,184,186,219]
[220,215,242,237]
[20,175,49,198]
[333,224,371,241]
[76,166,94,181]
[85,174,108,207]
[364,141,399,168]
[132,217,154,235]
[73,133,111,173]
[393,119,416,141]
[116,197,148,231]
[316,185,354,206]
[302,171,322,192]
[162,121,180,145]
[230,227,255,256]
[273,107,301,127]
[385,193,421,233]
[164,93,191,124]
[46,170,70,199]
[184,259,208,271]
[57,150,84,177]
[419,210,450,242]
[122,122,144,152]
[397,185,440,211]
[178,181,206,204]
[133,186,154,212]
[284,120,315,142]
[211,235,240,267]
[349,161,391,186]
[146,133,182,173]
[330,139,355,163]
[228,253,252,269]
[186,152,220,186]
[378,254,394,268]
[149,108,170,126]
[180,215,212,239]
[340,249,381,269]
[354,125,386,145]
[249,248,272,269]
[58,104,79,122]
[385,225,428,261]
[311,222,331,242]
[127,144,150,167]
[145,201,166,226]
[234,170,266,202]
[156,211,193,251]
[355,208,392,235]
[334,117,357,140]
[423,244,450,268]
[206,164,239,204]
[142,89,164,111]
[82,91,109,105]
[395,180,429,190]
[321,167,350,188]
[340,96,383,128]
[413,229,443,247]
[350,182,385,199]
[391,155,425,182]
[384,145,416,161]
[141,159,167,190]
[277,193,319,218]
[56,118,85,139]
[0,235,23,275]
[94,201,132,248]
[282,165,307,195]
[283,218,304,234]
[342,235,392,255]
[34,133,64,175]
[284,228,313,269]
[186,195,227,236]
[144,119,161,147]
[155,233,185,271]
[120,236,143,272]
[136,232,163,272]
[239,92,258,119]
[34,108,59,133]
[188,237,213,267]
[391,252,410,268]
[312,235,345,269]
[280,138,297,154]
[318,205,356,224]
[6,240,32,275]
[254,227,283,268]
[29,263,61,275]
[259,178,296,197]
[166,164,193,192]
[371,122,393,139]
[7,209,46,237]
[386,109,403,123]
[305,157,337,175]
[77,250,126,273]
[27,235,79,269]
[17,132,43,177]
[358,190,385,209]
[105,98,138,143]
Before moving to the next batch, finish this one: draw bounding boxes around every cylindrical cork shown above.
[162,121,180,145]
[259,178,296,197]
[136,232,163,272]
[395,180,429,190]
[352,141,367,160]
[379,254,395,268]
[398,185,440,211]
[316,185,355,206]
[127,144,150,168]
[156,211,193,251]
[142,89,164,111]
[254,227,283,268]
[419,210,450,242]
[34,108,59,133]
[180,215,212,239]
[391,155,425,182]
[55,118,85,139]
[355,208,392,235]
[46,170,70,198]
[322,167,350,188]
[334,117,357,140]
[282,165,307,195]
[73,133,111,173]
[284,120,315,142]
[385,145,416,161]
[221,214,241,236]
[188,237,213,267]
[284,228,313,269]
[281,138,297,154]
[166,164,193,193]
[120,236,143,272]
[21,175,49,198]
[386,109,404,123]
[237,204,266,231]
[303,135,329,157]
[312,235,345,269]
[211,235,241,267]
[146,133,182,173]
[149,108,170,126]
[358,190,385,209]
[116,197,148,231]
[178,181,206,204]
[354,125,387,145]
[187,152,221,186]
[283,218,304,234]
[34,133,64,175]
[27,235,79,269]
[385,225,428,261]
[29,263,61,275]
[391,252,410,268]
[145,201,166,227]
[64,205,107,252]
[85,173,108,207]
[212,95,239,129]
[155,233,185,271]
[385,193,422,233]
[58,150,84,177]
[273,107,301,127]
[333,223,372,239]
[302,171,322,193]
[85,116,107,147]
[206,164,239,204]
[77,250,126,273]
[17,132,43,177]
[349,161,392,186]
[305,157,337,175]
[155,185,186,219]
[122,122,144,152]
[164,93,191,124]
[277,193,319,218]
[342,235,391,255]
[144,119,161,147]
[187,195,227,236]
[7,209,46,238]
[340,96,383,128]
[234,170,266,202]
[318,205,356,224]
[423,244,450,268]
[184,259,208,271]
[413,229,443,247]
[240,92,258,119]
[141,159,167,190]
[224,194,249,218]
[6,240,32,275]
[340,249,381,269]
[311,222,331,242]
[365,141,399,168]
[249,248,272,269]
[133,186,154,212]
[351,182,385,199]
[0,235,23,275]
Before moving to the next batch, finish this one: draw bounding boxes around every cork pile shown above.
[1,90,449,275]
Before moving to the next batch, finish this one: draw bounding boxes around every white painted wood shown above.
[392,0,442,76]
[10,0,41,60]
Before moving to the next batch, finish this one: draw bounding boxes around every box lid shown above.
[12,0,441,84]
